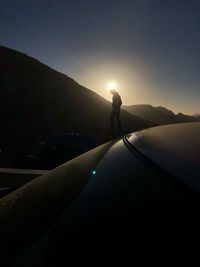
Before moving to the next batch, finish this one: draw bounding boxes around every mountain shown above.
[123,104,200,125]
[175,112,200,122]
[0,46,154,166]
[123,105,177,124]
[194,114,200,118]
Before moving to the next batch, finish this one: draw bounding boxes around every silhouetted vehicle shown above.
[0,122,199,266]
[19,133,98,169]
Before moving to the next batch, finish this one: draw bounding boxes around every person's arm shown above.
[119,97,122,106]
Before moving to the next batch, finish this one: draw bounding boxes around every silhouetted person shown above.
[110,89,122,133]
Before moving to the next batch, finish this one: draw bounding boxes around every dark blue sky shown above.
[0,0,200,114]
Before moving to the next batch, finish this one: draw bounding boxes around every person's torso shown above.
[112,94,122,107]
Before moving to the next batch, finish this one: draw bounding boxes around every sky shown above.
[0,0,200,114]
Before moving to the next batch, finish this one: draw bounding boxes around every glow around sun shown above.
[107,81,117,91]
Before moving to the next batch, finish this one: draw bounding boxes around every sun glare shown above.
[107,81,117,91]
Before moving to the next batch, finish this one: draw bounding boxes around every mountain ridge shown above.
[0,45,153,166]
[123,104,200,125]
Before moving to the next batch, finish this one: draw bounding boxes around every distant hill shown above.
[0,46,154,166]
[123,104,200,125]
[194,114,200,118]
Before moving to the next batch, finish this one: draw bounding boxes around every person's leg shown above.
[110,110,115,131]
[116,111,122,132]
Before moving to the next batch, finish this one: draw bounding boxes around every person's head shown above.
[110,89,116,95]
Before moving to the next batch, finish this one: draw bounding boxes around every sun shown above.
[107,81,117,91]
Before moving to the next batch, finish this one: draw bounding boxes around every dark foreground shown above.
[0,123,199,266]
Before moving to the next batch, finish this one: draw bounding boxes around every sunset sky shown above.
[0,0,200,114]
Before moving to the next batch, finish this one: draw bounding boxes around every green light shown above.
[92,170,96,175]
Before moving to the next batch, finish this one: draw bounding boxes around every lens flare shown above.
[107,82,117,91]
